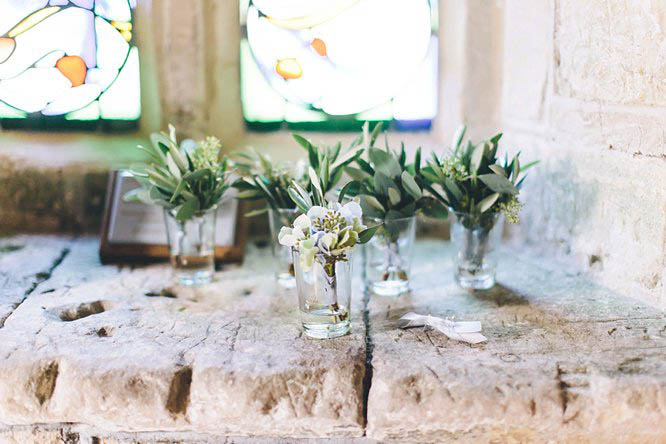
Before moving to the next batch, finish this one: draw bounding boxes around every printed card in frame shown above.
[100,170,246,264]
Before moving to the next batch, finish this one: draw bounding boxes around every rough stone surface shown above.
[0,238,365,440]
[554,0,666,106]
[366,242,666,443]
[1,237,665,443]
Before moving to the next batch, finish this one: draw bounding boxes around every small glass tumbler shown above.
[364,216,416,296]
[268,208,300,288]
[293,250,352,339]
[163,207,217,287]
[450,212,502,290]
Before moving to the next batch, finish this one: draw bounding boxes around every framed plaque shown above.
[100,170,246,264]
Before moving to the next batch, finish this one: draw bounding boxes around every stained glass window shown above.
[0,0,140,130]
[240,0,439,131]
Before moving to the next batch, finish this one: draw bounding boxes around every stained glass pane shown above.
[0,0,140,129]
[240,0,438,131]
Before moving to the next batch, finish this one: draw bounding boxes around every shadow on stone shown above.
[166,366,193,416]
[34,361,59,405]
[470,284,529,306]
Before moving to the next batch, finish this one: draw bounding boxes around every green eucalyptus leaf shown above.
[401,171,422,200]
[329,167,344,189]
[291,181,313,208]
[170,179,188,203]
[358,224,382,244]
[288,188,310,213]
[478,173,519,195]
[369,147,401,178]
[387,187,401,206]
[419,167,440,184]
[338,180,360,203]
[150,133,172,156]
[331,147,362,170]
[292,134,313,151]
[373,171,397,195]
[345,166,368,181]
[520,160,540,172]
[470,143,485,175]
[489,164,507,177]
[370,122,383,147]
[443,178,463,201]
[167,140,189,172]
[356,158,375,176]
[176,197,199,221]
[420,197,448,219]
[477,192,500,213]
[361,195,385,212]
[165,153,182,180]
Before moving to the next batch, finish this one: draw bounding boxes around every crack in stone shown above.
[166,366,193,416]
[361,282,374,432]
[0,247,70,329]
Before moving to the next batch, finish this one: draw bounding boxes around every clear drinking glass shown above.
[293,250,352,339]
[450,212,502,290]
[268,208,300,288]
[163,207,217,287]
[364,216,416,296]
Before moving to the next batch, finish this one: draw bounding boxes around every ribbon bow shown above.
[397,312,487,344]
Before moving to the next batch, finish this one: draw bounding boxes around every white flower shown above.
[318,232,337,252]
[306,206,328,222]
[293,214,311,232]
[340,201,362,225]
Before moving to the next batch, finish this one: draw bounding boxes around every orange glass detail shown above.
[0,38,16,64]
[276,58,302,80]
[56,56,87,87]
[311,38,327,57]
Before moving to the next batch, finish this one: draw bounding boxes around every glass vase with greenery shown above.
[125,125,232,286]
[343,123,448,296]
[421,127,538,289]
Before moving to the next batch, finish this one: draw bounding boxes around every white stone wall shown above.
[501,0,666,308]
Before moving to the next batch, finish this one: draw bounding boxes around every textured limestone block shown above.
[0,236,72,326]
[0,240,366,438]
[366,242,666,442]
[502,0,553,122]
[554,0,666,106]
[502,130,666,309]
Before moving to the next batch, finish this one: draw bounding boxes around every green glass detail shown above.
[0,101,28,119]
[65,101,101,121]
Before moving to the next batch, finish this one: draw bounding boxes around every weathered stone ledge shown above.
[0,236,664,443]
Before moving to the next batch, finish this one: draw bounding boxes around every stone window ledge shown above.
[0,236,664,443]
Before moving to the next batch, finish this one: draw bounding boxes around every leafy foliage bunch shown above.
[342,123,448,223]
[421,127,537,229]
[125,125,232,222]
[232,148,308,217]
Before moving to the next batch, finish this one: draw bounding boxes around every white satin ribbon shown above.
[397,312,488,344]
